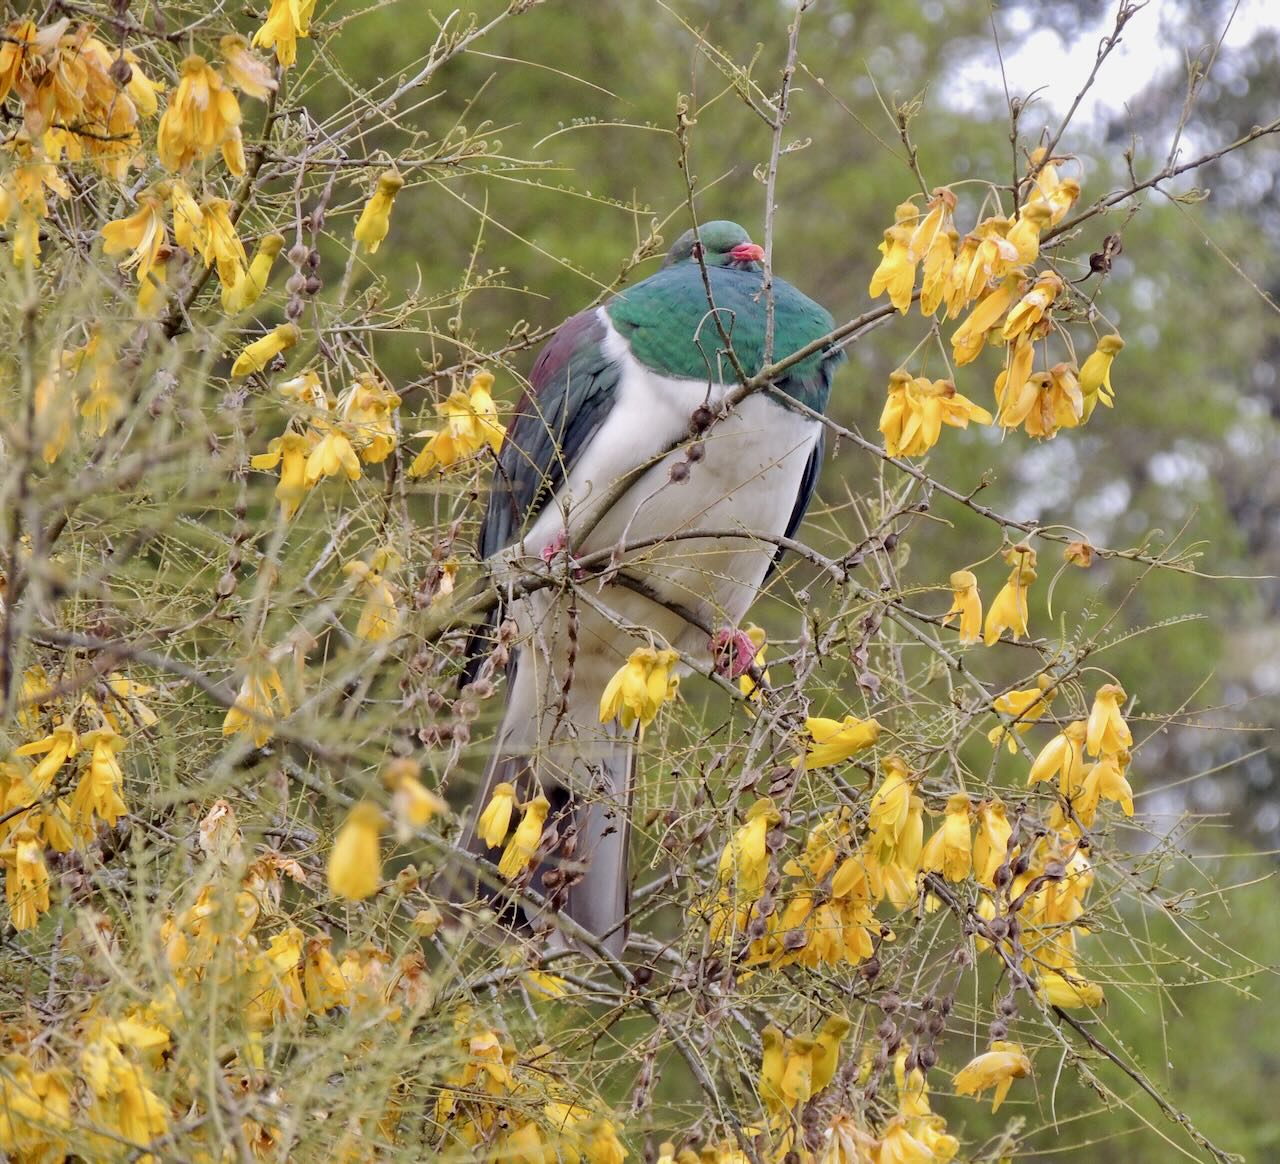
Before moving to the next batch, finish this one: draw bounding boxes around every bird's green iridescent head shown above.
[662,220,765,269]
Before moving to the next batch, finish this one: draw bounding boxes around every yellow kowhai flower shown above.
[329,802,383,900]
[0,20,40,109]
[988,674,1056,752]
[232,321,300,378]
[953,216,1021,307]
[157,54,243,173]
[222,660,291,747]
[77,330,120,437]
[1025,148,1081,224]
[796,713,881,768]
[219,33,277,100]
[408,370,506,475]
[70,727,128,833]
[342,557,403,643]
[137,256,169,314]
[599,645,680,732]
[821,1115,880,1164]
[868,755,914,864]
[920,226,958,318]
[254,0,318,68]
[1081,748,1134,819]
[304,933,350,1012]
[353,167,406,254]
[781,1035,817,1107]
[950,274,1024,365]
[498,793,550,880]
[1079,333,1124,419]
[385,756,446,839]
[972,799,1012,887]
[1038,968,1104,1008]
[338,371,402,463]
[941,569,982,644]
[984,560,1036,645]
[1002,271,1064,340]
[952,1041,1032,1112]
[251,429,313,520]
[1005,202,1054,265]
[1086,683,1133,756]
[169,179,204,254]
[33,366,74,463]
[197,196,248,289]
[878,1115,934,1164]
[305,424,362,485]
[868,200,920,313]
[222,231,285,313]
[477,781,518,848]
[760,1023,787,1115]
[920,792,972,882]
[717,796,780,900]
[13,719,79,791]
[908,186,957,262]
[880,371,992,458]
[1029,720,1087,798]
[4,826,51,930]
[811,1013,852,1094]
[101,189,167,282]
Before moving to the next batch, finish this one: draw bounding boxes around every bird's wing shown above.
[480,308,623,559]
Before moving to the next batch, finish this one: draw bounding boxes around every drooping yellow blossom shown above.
[498,793,550,880]
[303,934,350,1012]
[4,826,51,930]
[478,782,517,849]
[1079,333,1124,419]
[1086,683,1133,756]
[953,216,1022,307]
[1039,969,1104,1008]
[952,1041,1032,1112]
[222,659,291,747]
[950,275,1023,365]
[169,178,203,253]
[70,726,128,832]
[921,793,972,882]
[251,429,312,519]
[869,200,921,313]
[219,33,278,99]
[100,189,167,282]
[342,555,404,642]
[385,756,446,839]
[196,196,248,289]
[328,801,383,901]
[77,329,120,437]
[878,1115,934,1164]
[811,1013,852,1093]
[254,0,318,68]
[909,188,958,315]
[1029,734,1083,813]
[338,371,402,463]
[157,54,243,173]
[983,559,1036,645]
[1077,749,1135,822]
[879,371,992,458]
[1002,271,1063,340]
[232,321,300,377]
[972,799,1012,887]
[796,713,881,768]
[868,755,914,864]
[305,425,362,485]
[0,20,40,109]
[941,570,982,644]
[821,1115,881,1164]
[1025,148,1081,224]
[1005,202,1054,264]
[760,1023,787,1115]
[353,167,406,254]
[599,645,680,731]
[717,796,780,903]
[988,673,1056,751]
[408,370,506,475]
[222,230,284,312]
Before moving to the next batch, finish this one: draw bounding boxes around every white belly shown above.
[508,310,820,727]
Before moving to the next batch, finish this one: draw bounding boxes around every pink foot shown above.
[540,528,585,580]
[710,627,760,680]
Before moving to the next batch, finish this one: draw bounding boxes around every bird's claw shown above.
[710,627,760,680]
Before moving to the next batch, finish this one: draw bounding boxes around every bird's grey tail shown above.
[441,652,635,960]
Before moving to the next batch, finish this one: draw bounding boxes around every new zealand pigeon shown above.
[449,220,843,956]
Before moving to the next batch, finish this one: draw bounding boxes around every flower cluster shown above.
[941,544,1040,647]
[251,370,404,518]
[599,644,681,732]
[870,159,1126,455]
[2,668,156,931]
[408,370,507,477]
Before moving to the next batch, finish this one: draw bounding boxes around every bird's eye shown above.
[690,241,703,260]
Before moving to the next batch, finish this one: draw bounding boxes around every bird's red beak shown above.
[729,242,765,263]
